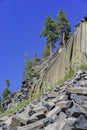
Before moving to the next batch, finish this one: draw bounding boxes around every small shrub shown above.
[64,68,75,81]
[58,68,75,85]
[0,99,30,118]
[79,64,87,70]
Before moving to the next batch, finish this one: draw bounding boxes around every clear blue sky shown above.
[0,0,87,93]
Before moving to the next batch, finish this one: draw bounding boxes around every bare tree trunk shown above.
[62,31,65,45]
[50,42,53,55]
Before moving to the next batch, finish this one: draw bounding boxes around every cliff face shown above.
[32,18,87,93]
[71,18,87,67]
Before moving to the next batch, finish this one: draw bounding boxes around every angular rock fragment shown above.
[45,119,71,130]
[70,94,85,104]
[56,100,73,109]
[68,104,82,118]
[17,119,45,130]
[10,116,27,129]
[58,112,67,120]
[68,87,87,95]
[44,102,55,111]
[29,111,46,120]
[48,91,59,98]
[74,114,87,130]
[32,106,47,113]
[46,106,61,119]
[77,104,87,114]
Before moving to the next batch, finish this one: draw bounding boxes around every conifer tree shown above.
[42,44,50,58]
[0,93,2,111]
[32,53,40,66]
[56,9,71,46]
[2,80,11,101]
[5,79,10,88]
[23,52,34,80]
[40,16,58,55]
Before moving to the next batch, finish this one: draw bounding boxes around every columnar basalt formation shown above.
[2,18,87,110]
[37,17,87,91]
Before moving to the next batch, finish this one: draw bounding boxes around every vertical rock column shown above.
[81,20,87,64]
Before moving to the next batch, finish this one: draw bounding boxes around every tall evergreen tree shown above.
[0,93,2,111]
[23,52,34,80]
[42,44,50,58]
[5,79,10,88]
[56,9,71,46]
[40,16,58,55]
[2,80,11,101]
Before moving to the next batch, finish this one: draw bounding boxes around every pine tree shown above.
[40,16,58,55]
[0,93,2,111]
[56,9,71,46]
[2,80,11,101]
[23,52,34,80]
[5,79,10,88]
[32,53,40,66]
[42,44,50,58]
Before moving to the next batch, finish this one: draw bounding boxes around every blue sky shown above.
[0,0,87,93]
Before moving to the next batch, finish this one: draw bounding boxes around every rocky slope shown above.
[1,69,87,130]
[3,17,87,110]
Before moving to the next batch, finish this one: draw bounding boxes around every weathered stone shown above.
[58,112,67,120]
[48,91,59,98]
[80,81,87,87]
[28,110,35,117]
[14,110,19,115]
[30,111,46,120]
[46,106,61,119]
[17,119,45,130]
[44,102,55,111]
[45,120,71,130]
[68,87,87,95]
[70,94,85,104]
[32,106,47,113]
[77,104,87,114]
[76,70,83,76]
[55,95,67,103]
[68,104,81,117]
[65,117,76,126]
[29,103,37,109]
[10,116,27,129]
[28,116,38,123]
[47,114,58,124]
[56,100,73,109]
[74,114,87,129]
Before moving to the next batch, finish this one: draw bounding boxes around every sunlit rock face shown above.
[33,17,87,92]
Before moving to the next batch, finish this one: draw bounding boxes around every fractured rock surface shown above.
[1,70,87,130]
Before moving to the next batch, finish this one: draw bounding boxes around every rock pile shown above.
[1,70,87,130]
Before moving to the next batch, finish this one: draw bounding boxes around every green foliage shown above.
[16,99,30,110]
[23,53,34,80]
[42,44,50,58]
[56,9,71,46]
[32,53,40,66]
[2,87,11,101]
[0,99,30,118]
[0,95,2,111]
[79,64,87,70]
[31,93,41,101]
[40,15,58,55]
[5,79,10,88]
[2,80,11,102]
[0,106,14,118]
[58,68,75,85]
